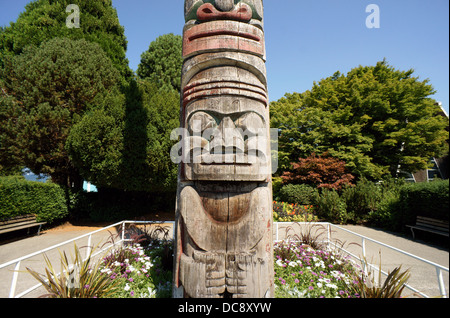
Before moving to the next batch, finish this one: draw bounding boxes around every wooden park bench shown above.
[0,214,47,236]
[406,216,449,239]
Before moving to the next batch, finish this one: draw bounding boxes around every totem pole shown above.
[173,0,274,298]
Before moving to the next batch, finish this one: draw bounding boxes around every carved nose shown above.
[215,0,235,12]
[197,2,252,22]
[210,117,245,154]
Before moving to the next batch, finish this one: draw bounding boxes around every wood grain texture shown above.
[174,0,273,298]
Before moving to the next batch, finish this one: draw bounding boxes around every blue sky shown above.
[1,0,449,114]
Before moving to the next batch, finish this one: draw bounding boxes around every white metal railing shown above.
[0,220,174,298]
[1,221,448,298]
[274,222,449,298]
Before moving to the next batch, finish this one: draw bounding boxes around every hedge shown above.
[278,184,318,205]
[394,179,449,230]
[0,176,68,223]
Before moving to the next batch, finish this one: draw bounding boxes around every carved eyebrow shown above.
[185,1,204,22]
[188,110,264,125]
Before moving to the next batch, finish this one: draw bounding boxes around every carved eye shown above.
[188,112,217,133]
[235,112,265,135]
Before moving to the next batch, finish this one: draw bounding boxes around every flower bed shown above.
[28,225,409,298]
[97,239,362,298]
[273,201,318,223]
[273,240,361,298]
[99,240,173,298]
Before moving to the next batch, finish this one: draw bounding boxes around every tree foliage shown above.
[0,0,182,201]
[137,33,183,92]
[0,37,120,187]
[282,152,355,191]
[0,0,131,78]
[271,60,448,180]
[66,79,180,192]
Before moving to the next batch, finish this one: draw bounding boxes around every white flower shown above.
[326,283,338,289]
[124,283,130,291]
[100,268,112,274]
[289,261,297,267]
[148,287,156,297]
[276,259,285,267]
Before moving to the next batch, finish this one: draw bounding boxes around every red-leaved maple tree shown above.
[281,152,355,191]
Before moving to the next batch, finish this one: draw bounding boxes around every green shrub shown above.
[278,184,318,205]
[272,177,283,200]
[314,189,349,224]
[394,179,449,231]
[367,179,449,231]
[0,176,68,223]
[341,179,382,222]
[367,189,401,229]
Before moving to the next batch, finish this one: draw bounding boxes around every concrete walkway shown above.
[1,222,448,298]
[0,223,122,298]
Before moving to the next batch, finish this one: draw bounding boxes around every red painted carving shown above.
[183,20,265,59]
[197,3,252,22]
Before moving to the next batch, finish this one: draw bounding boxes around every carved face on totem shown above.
[184,0,264,27]
[181,0,269,182]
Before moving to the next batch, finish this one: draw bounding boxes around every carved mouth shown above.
[186,20,262,43]
[184,154,270,182]
[193,153,267,165]
[188,29,260,43]
[183,20,265,59]
[182,80,268,107]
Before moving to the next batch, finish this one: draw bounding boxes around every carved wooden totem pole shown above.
[173,0,274,298]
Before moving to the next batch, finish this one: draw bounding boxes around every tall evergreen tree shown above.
[137,33,183,92]
[0,0,131,78]
[0,0,132,187]
[66,33,183,192]
[0,38,120,188]
[66,79,180,192]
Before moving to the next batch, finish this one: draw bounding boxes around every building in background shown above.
[408,103,449,182]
